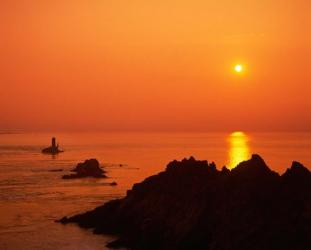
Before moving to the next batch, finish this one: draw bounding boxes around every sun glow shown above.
[227,131,250,169]
[234,64,243,73]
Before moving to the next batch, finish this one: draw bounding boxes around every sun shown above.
[234,64,243,73]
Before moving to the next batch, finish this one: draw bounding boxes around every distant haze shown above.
[1,1,310,132]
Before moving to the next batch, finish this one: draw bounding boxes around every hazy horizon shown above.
[2,128,311,134]
[1,1,310,132]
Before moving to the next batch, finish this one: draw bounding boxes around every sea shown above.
[0,132,310,249]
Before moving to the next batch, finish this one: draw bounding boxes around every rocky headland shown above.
[59,155,311,250]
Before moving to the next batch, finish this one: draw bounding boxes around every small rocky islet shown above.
[42,138,118,183]
[59,155,311,250]
[62,159,107,179]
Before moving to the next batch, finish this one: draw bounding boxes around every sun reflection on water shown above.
[227,131,250,169]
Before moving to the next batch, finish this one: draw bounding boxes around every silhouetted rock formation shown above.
[42,137,63,154]
[59,155,311,250]
[62,159,107,179]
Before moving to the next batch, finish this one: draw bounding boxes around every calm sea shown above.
[0,132,310,249]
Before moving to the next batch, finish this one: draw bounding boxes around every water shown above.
[0,132,310,249]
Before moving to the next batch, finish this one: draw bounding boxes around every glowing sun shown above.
[234,64,243,73]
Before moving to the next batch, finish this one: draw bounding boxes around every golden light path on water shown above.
[227,131,251,169]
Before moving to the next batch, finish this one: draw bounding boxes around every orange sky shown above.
[1,0,310,132]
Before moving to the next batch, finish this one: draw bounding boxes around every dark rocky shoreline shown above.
[59,155,311,250]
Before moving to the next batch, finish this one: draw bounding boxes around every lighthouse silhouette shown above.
[52,137,56,148]
[42,137,63,154]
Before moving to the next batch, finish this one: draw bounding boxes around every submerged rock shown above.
[59,155,311,250]
[62,159,106,179]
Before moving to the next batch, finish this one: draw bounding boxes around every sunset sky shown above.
[1,1,310,132]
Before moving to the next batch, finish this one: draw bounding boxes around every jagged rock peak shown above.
[283,161,310,178]
[231,154,273,176]
[251,153,265,162]
[221,166,230,175]
[291,161,308,171]
[166,156,212,171]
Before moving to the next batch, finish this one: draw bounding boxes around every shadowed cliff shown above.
[59,155,311,250]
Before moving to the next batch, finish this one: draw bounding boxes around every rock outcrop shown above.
[59,155,311,250]
[62,159,106,179]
